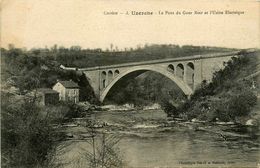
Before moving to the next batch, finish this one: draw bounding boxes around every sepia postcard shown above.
[1,0,260,168]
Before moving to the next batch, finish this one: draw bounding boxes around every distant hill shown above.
[70,45,238,68]
[30,44,238,68]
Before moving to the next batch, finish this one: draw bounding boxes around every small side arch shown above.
[101,71,106,89]
[186,62,195,89]
[176,63,184,79]
[114,69,120,76]
[167,64,175,73]
[108,70,113,83]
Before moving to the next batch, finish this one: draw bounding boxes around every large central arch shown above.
[100,66,193,102]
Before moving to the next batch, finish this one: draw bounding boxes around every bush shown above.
[214,109,231,122]
[227,90,257,119]
[80,133,124,168]
[160,100,179,117]
[1,93,60,168]
[58,101,89,120]
[44,105,70,124]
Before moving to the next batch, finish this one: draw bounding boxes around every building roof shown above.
[58,80,79,88]
[38,88,59,94]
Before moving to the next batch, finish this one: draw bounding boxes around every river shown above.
[55,109,259,168]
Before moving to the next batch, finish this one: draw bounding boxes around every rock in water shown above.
[66,133,73,138]
[245,119,254,126]
[191,118,198,122]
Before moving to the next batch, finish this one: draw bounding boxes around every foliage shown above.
[1,92,63,168]
[59,101,90,121]
[43,105,70,125]
[80,131,123,168]
[227,90,257,118]
[1,47,98,103]
[160,100,179,117]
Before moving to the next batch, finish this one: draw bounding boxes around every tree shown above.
[160,100,179,117]
[1,92,59,167]
[228,90,257,119]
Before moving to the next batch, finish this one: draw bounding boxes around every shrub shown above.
[1,93,60,168]
[80,133,124,168]
[62,101,89,120]
[160,100,179,117]
[227,90,257,119]
[44,105,70,124]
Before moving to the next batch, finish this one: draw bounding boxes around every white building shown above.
[53,80,79,103]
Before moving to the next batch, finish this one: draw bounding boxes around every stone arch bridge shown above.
[63,51,242,102]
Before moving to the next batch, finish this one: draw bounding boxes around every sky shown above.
[1,0,260,50]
